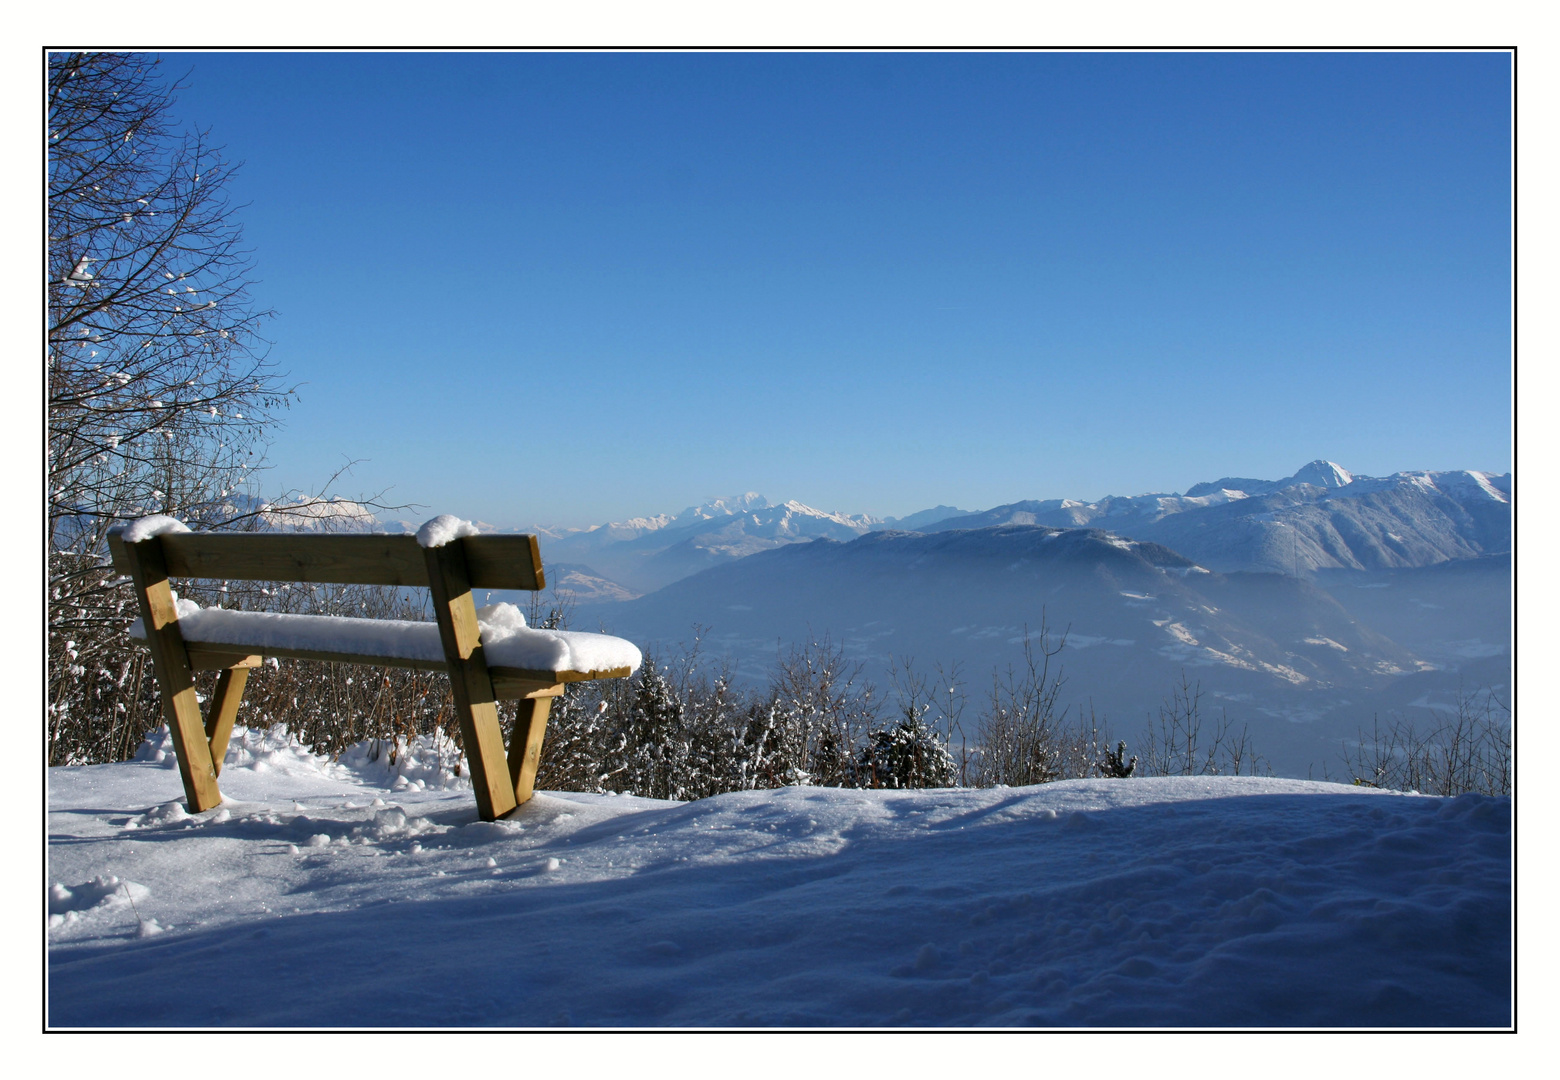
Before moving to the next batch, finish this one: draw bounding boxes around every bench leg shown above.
[122,537,223,813]
[455,700,515,822]
[508,692,555,805]
[425,542,518,822]
[204,666,250,778]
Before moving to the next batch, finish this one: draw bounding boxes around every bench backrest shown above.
[108,531,546,591]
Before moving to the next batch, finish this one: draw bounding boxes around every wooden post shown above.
[204,665,253,777]
[121,536,223,812]
[424,540,518,821]
[508,685,562,805]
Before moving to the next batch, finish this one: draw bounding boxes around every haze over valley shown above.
[490,461,1512,778]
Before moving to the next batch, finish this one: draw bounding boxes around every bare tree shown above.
[1136,671,1268,777]
[1342,685,1511,796]
[970,618,1071,787]
[762,635,879,788]
[48,52,288,540]
[48,52,292,764]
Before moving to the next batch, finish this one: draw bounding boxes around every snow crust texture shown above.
[48,727,1509,1029]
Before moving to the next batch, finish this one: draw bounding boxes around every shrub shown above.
[1135,672,1268,778]
[1342,686,1511,796]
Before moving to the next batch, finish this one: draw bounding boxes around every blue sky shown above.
[165,50,1511,528]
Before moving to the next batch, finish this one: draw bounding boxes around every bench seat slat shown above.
[184,643,612,701]
[132,607,641,691]
[184,642,447,673]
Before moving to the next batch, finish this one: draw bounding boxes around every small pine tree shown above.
[610,658,686,799]
[1099,740,1137,778]
[856,709,957,789]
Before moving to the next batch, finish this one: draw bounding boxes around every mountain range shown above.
[923,461,1510,578]
[530,495,972,593]
[527,461,1508,595]
[548,461,1509,777]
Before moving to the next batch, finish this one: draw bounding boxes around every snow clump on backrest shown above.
[115,515,192,543]
[416,515,481,548]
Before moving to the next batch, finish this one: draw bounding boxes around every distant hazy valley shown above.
[504,461,1510,778]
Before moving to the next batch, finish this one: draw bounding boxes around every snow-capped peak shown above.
[674,493,773,524]
[1416,470,1510,504]
[776,500,885,528]
[1283,460,1354,490]
[260,497,380,532]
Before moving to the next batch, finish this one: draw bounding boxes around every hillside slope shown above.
[574,526,1435,775]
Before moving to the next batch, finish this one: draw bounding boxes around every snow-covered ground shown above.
[47,725,1510,1029]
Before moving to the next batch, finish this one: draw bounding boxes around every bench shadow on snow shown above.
[48,791,1511,1029]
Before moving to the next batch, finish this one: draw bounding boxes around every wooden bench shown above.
[108,518,639,822]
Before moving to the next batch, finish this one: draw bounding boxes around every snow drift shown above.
[47,725,1509,1028]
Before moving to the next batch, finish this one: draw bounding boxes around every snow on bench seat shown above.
[130,600,641,681]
